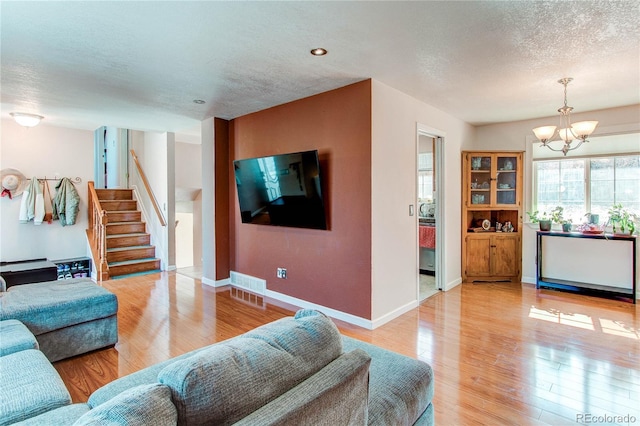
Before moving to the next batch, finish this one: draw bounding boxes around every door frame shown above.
[94,126,129,189]
[417,124,445,295]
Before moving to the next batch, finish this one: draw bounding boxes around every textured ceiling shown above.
[1,1,639,135]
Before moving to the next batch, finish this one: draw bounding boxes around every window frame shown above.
[531,152,640,223]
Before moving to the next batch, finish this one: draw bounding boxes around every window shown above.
[533,154,640,223]
[418,153,433,200]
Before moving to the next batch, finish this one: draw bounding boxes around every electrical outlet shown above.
[276,268,287,279]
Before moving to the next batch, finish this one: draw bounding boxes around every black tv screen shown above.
[233,150,327,230]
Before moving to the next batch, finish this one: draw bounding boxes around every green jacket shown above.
[53,178,80,226]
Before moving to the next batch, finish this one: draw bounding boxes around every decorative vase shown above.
[562,223,572,232]
[539,220,552,231]
[589,214,599,224]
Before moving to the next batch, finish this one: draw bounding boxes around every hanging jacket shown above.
[53,178,80,226]
[19,177,45,225]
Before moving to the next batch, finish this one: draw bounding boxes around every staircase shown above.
[95,188,161,279]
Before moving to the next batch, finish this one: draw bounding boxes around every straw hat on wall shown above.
[1,168,28,199]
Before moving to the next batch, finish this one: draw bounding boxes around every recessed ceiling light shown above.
[193,99,206,104]
[310,48,327,56]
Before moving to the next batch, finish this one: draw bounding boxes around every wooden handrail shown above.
[87,181,109,281]
[130,149,167,227]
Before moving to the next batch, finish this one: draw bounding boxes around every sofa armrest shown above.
[342,336,434,425]
[234,349,371,426]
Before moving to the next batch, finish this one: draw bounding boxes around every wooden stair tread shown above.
[107,245,154,252]
[108,258,158,266]
[105,210,140,215]
[106,233,148,238]
[95,189,134,200]
[107,221,144,225]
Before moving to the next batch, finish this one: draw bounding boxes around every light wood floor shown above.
[54,272,640,425]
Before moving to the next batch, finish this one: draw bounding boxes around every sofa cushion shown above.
[88,345,212,408]
[73,384,176,426]
[0,279,118,335]
[158,309,342,425]
[343,336,434,425]
[11,403,90,425]
[234,349,372,426]
[0,319,39,356]
[0,349,72,425]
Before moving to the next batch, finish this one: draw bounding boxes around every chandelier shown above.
[532,78,598,156]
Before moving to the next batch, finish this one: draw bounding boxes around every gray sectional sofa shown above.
[0,278,118,362]
[0,308,434,425]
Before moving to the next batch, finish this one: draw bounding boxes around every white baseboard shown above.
[444,277,462,291]
[216,278,231,286]
[201,276,229,287]
[522,275,536,285]
[265,290,375,330]
[371,300,418,329]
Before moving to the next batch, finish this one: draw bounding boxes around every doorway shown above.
[93,126,129,189]
[417,128,444,301]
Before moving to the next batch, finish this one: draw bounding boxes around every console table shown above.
[536,231,636,303]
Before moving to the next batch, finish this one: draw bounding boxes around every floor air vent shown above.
[230,271,266,295]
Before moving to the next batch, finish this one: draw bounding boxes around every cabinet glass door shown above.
[470,155,491,205]
[495,155,517,205]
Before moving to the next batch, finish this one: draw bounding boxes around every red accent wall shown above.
[215,118,230,280]
[229,80,372,319]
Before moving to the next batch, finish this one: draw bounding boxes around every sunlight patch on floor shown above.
[528,306,594,331]
[599,318,639,340]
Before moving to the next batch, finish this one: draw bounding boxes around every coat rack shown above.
[34,177,82,184]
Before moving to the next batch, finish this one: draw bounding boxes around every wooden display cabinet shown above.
[462,151,523,282]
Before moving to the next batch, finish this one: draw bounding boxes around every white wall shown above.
[174,141,202,268]
[0,119,93,262]
[475,104,640,297]
[175,141,202,190]
[175,210,193,268]
[371,80,475,322]
[129,130,176,270]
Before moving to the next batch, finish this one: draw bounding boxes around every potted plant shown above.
[584,212,599,225]
[550,206,564,225]
[549,206,572,231]
[607,203,637,235]
[539,211,552,231]
[527,209,553,231]
[550,206,568,231]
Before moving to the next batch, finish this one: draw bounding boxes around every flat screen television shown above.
[233,150,327,230]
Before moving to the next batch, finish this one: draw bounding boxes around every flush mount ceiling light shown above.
[193,99,206,104]
[10,112,44,127]
[310,48,327,56]
[532,78,598,156]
